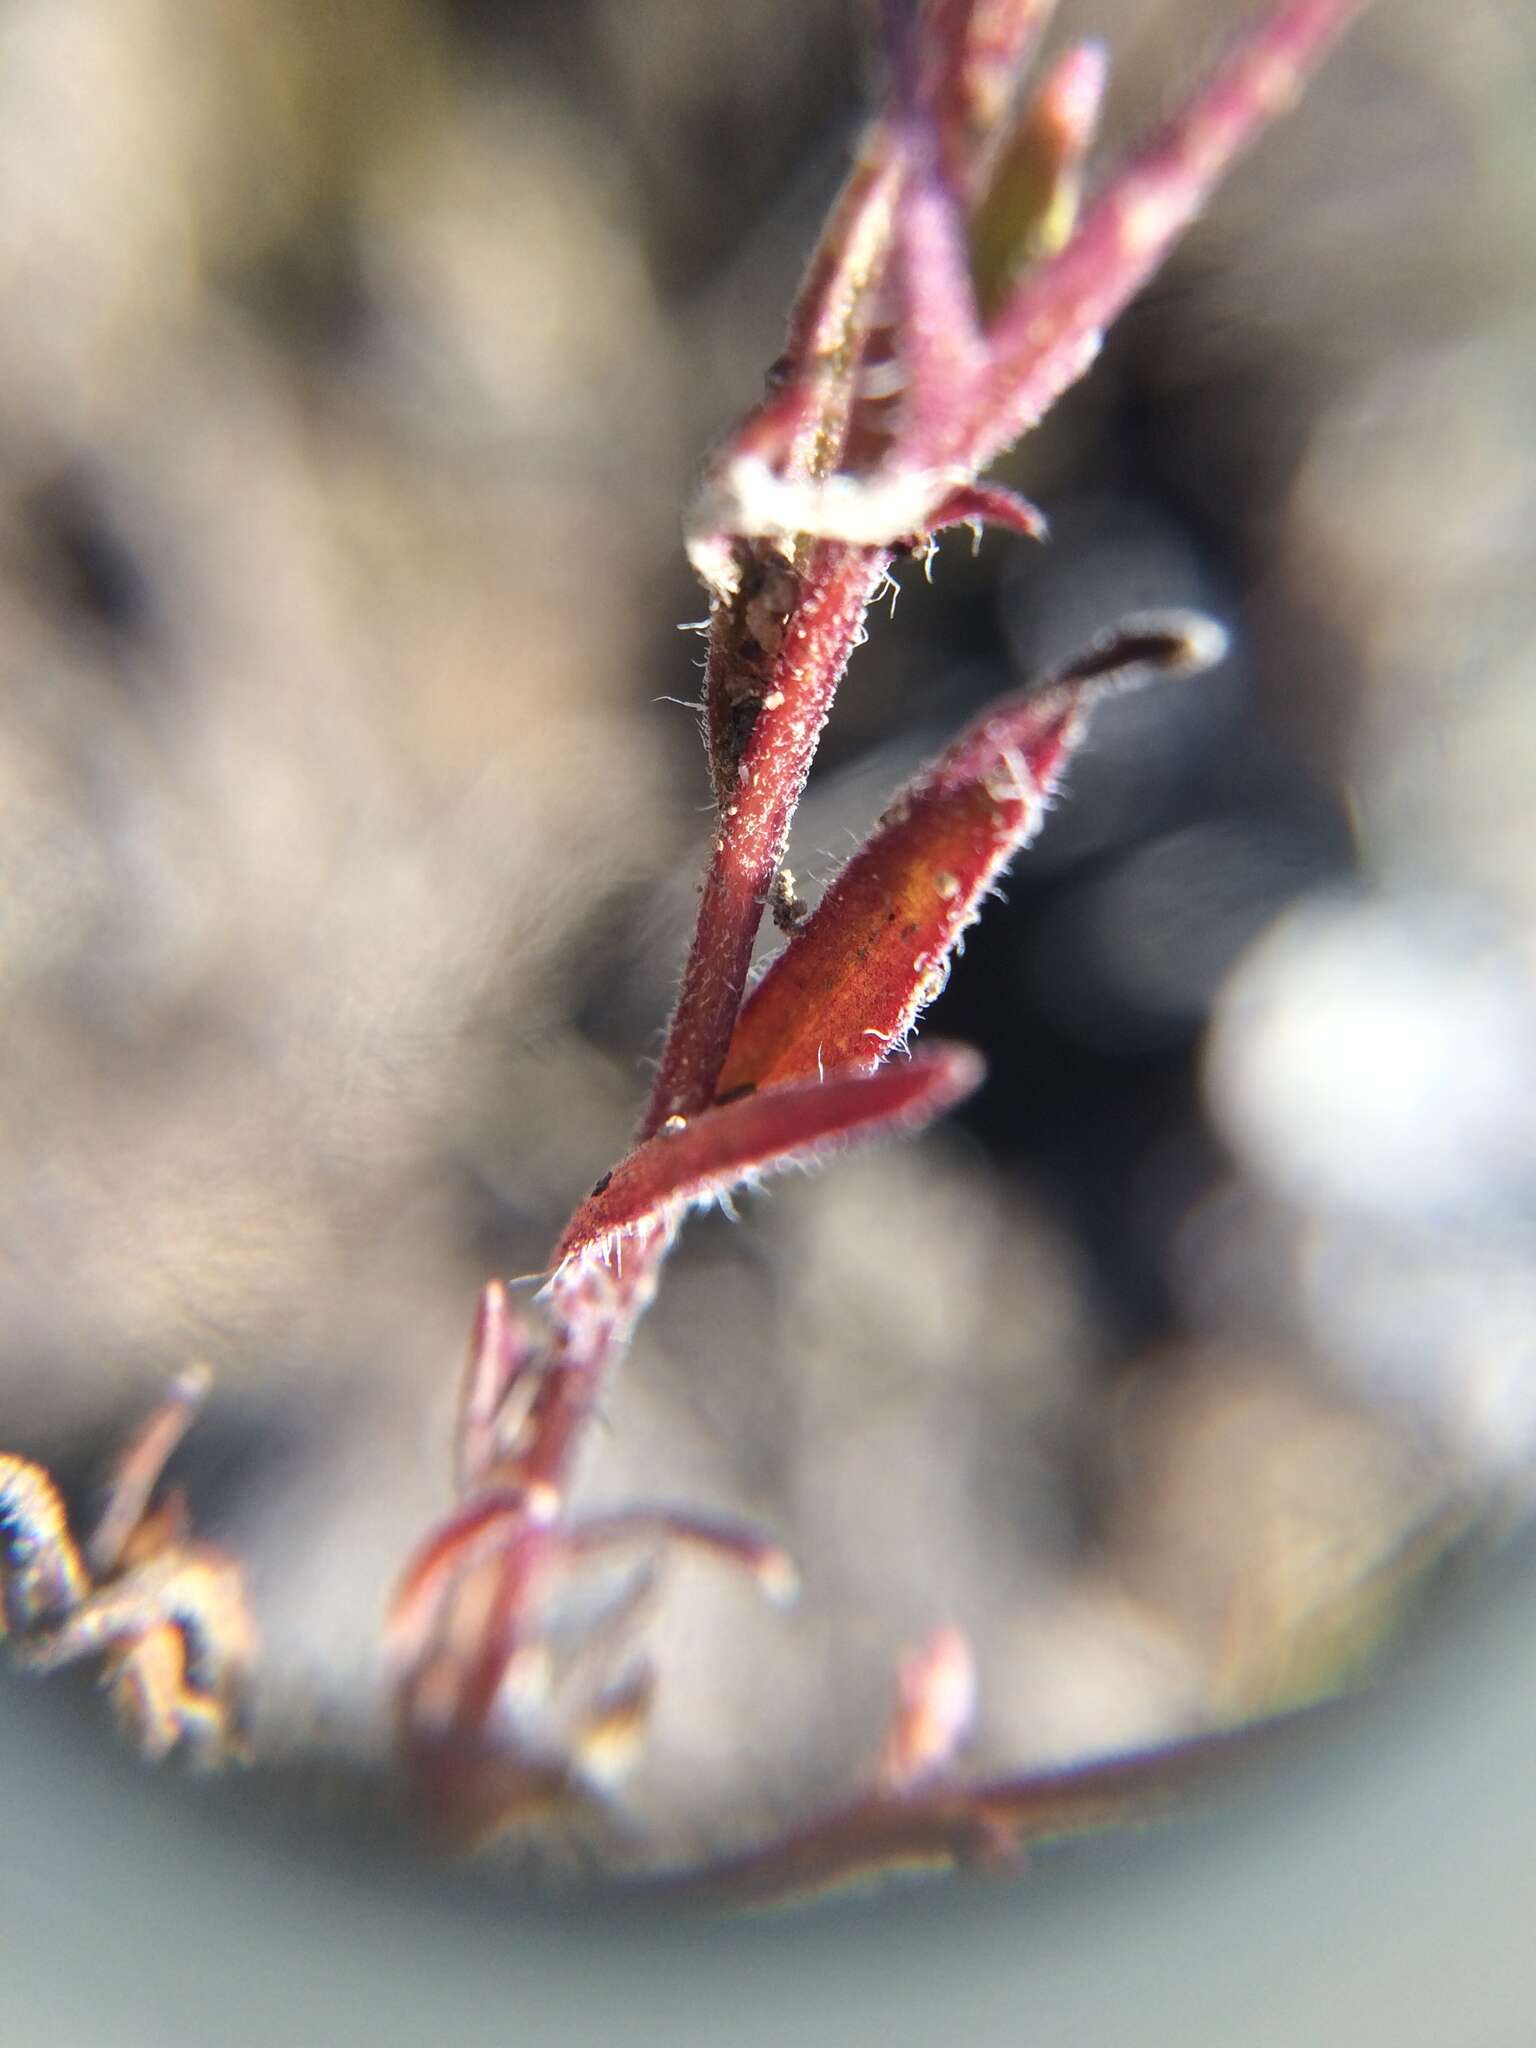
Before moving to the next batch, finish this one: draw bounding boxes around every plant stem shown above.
[641,539,889,1136]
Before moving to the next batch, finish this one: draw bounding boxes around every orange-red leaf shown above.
[718,614,1223,1096]
[554,1043,984,1275]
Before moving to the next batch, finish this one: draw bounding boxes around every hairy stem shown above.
[641,540,889,1136]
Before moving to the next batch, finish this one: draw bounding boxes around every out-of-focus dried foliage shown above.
[0,0,1529,1865]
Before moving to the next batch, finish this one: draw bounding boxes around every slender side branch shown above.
[645,1700,1337,1910]
[571,1047,985,1271]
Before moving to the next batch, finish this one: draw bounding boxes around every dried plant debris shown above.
[1,1370,255,1766]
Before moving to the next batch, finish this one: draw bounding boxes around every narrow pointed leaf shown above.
[687,150,901,597]
[970,39,1108,320]
[718,613,1225,1096]
[559,1044,983,1275]
[645,541,890,1133]
[782,148,900,391]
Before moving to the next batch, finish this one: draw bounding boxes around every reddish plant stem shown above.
[388,0,1379,1862]
[642,1702,1335,1909]
[717,613,1218,1094]
[964,0,1371,471]
[641,539,889,1138]
[504,1218,673,1510]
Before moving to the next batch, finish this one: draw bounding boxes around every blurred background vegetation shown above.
[0,0,1532,1883]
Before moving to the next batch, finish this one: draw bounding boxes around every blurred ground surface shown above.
[0,0,1532,1881]
[6,1524,1536,2047]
